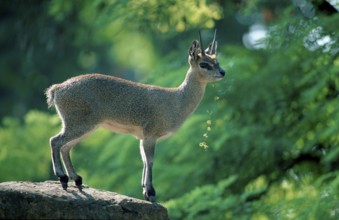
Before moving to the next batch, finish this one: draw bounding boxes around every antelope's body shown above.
[46,31,225,202]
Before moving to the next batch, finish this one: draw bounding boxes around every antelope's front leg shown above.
[139,139,156,202]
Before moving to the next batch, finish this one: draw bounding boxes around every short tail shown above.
[45,84,59,108]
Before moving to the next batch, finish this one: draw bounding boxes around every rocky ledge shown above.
[0,181,168,220]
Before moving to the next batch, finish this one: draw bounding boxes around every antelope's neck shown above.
[177,68,207,116]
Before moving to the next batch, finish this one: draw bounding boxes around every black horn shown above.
[210,29,217,55]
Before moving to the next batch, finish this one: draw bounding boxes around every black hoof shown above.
[143,187,156,203]
[75,176,83,191]
[146,195,156,203]
[59,175,69,190]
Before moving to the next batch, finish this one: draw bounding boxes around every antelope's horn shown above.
[210,29,217,54]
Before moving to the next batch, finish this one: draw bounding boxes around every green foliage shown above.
[165,176,239,220]
[159,6,339,219]
[0,1,338,220]
[0,111,60,181]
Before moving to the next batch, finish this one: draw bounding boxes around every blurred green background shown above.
[0,0,338,219]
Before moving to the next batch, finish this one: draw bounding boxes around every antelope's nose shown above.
[219,67,225,77]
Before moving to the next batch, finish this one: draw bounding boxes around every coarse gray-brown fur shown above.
[45,30,225,202]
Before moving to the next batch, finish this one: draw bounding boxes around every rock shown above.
[0,181,168,220]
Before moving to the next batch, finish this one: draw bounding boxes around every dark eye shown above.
[199,63,212,70]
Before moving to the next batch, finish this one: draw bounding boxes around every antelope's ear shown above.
[188,40,200,61]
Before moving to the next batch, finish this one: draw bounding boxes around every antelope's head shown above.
[188,30,225,82]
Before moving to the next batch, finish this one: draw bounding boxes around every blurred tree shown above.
[0,0,338,219]
[0,0,227,119]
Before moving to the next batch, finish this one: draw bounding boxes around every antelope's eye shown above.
[199,63,212,70]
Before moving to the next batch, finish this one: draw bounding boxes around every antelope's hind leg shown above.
[50,123,96,191]
[61,141,84,191]
[50,133,70,190]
